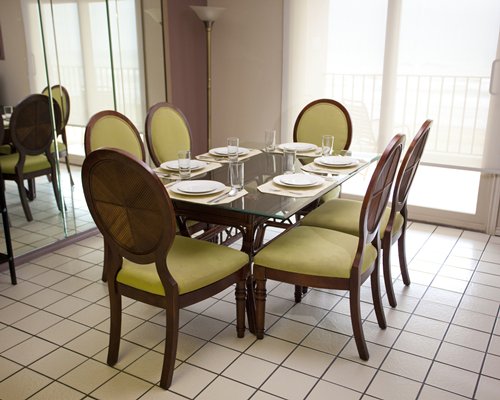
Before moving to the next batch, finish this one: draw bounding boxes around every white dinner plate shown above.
[273,173,324,188]
[160,159,207,171]
[314,156,359,167]
[278,142,317,152]
[171,180,225,196]
[209,147,250,157]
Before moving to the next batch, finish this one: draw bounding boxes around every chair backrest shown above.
[9,94,62,156]
[358,133,406,247]
[393,120,432,213]
[145,102,192,166]
[293,99,353,151]
[82,148,177,278]
[84,110,145,161]
[42,85,70,129]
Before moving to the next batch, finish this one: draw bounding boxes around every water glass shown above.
[229,161,244,190]
[264,129,276,152]
[322,135,334,156]
[177,150,191,179]
[227,137,239,161]
[283,148,296,174]
[3,106,13,116]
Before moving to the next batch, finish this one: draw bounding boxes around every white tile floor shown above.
[0,222,500,399]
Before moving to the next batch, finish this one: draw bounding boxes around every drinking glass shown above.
[264,129,276,152]
[322,135,334,156]
[283,148,296,174]
[3,106,13,117]
[177,150,191,179]
[227,137,239,161]
[229,161,244,190]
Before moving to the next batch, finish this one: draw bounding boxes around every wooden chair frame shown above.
[2,94,63,221]
[254,133,405,360]
[42,84,74,185]
[82,148,250,389]
[382,120,432,307]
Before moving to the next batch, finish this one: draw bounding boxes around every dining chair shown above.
[42,84,74,185]
[82,148,250,389]
[294,98,353,151]
[254,99,354,247]
[84,110,146,161]
[0,94,63,221]
[253,133,405,361]
[300,120,432,307]
[145,102,225,242]
[145,102,191,166]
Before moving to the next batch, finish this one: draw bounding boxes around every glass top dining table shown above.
[168,146,379,256]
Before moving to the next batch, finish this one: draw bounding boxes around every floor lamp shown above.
[190,5,225,150]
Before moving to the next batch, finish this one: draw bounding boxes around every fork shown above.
[269,188,303,196]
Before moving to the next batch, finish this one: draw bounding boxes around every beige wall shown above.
[209,0,283,147]
[0,0,30,107]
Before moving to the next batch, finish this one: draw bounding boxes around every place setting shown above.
[196,136,261,163]
[166,158,247,205]
[155,157,222,180]
[258,172,336,198]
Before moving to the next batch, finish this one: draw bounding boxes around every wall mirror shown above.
[0,0,166,260]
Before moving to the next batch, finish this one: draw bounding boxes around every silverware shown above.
[208,187,238,203]
[269,188,303,196]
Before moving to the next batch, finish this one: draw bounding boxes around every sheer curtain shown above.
[282,0,500,171]
[21,0,146,130]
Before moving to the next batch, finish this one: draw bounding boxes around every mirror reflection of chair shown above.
[300,120,432,307]
[82,148,250,389]
[145,102,225,241]
[0,94,63,221]
[42,84,74,185]
[84,110,146,161]
[253,133,405,361]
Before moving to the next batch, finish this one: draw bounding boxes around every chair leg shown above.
[371,259,387,329]
[398,230,411,286]
[235,280,246,338]
[16,177,33,221]
[49,168,64,212]
[64,156,75,186]
[160,302,179,390]
[107,289,122,366]
[254,268,266,340]
[27,179,36,200]
[349,286,369,360]
[382,236,398,308]
[294,285,303,303]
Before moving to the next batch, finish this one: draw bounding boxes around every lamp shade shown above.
[190,6,225,22]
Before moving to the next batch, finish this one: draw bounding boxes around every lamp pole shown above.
[190,6,225,150]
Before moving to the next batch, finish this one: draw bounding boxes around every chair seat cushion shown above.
[50,139,66,154]
[0,153,51,174]
[0,144,13,155]
[254,226,377,278]
[117,235,249,295]
[301,198,404,239]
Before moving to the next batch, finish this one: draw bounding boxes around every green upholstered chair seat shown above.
[117,235,249,295]
[301,198,404,240]
[0,144,13,155]
[50,139,66,154]
[254,226,376,278]
[0,153,51,174]
[320,186,340,204]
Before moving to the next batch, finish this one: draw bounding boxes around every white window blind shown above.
[282,0,500,171]
[21,0,146,129]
